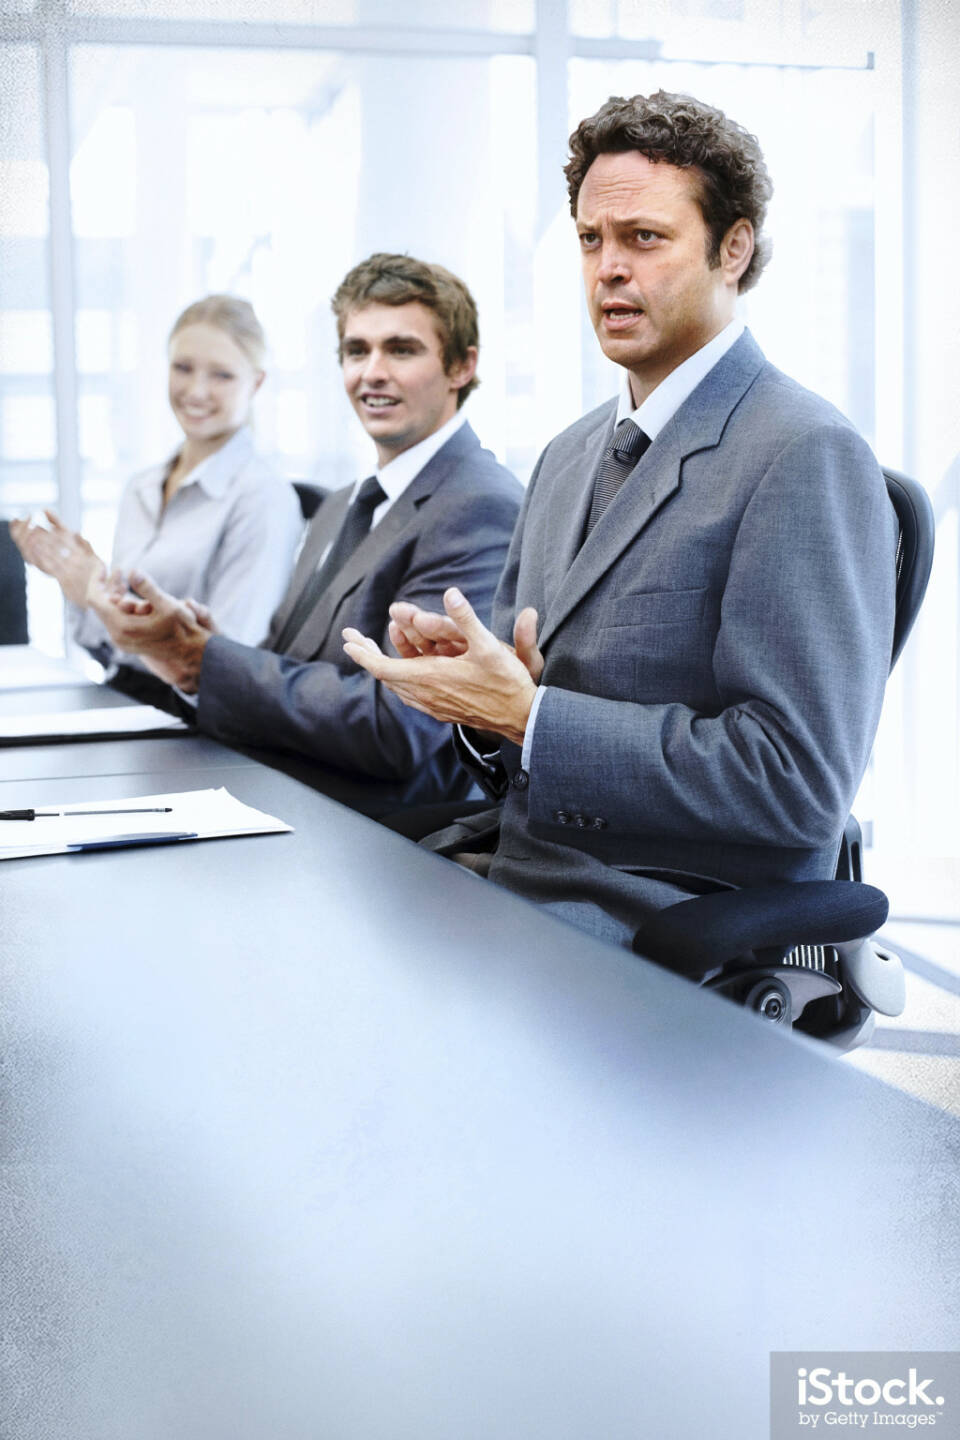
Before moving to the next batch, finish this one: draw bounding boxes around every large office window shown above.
[67,44,536,566]
[0,3,891,622]
[568,0,873,63]
[0,46,53,498]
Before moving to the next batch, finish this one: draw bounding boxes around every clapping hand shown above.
[87,568,214,691]
[9,511,104,608]
[343,587,543,746]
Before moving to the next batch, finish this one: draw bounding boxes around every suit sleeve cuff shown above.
[456,724,501,766]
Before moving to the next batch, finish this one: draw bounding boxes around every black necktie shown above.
[584,419,651,539]
[275,474,386,651]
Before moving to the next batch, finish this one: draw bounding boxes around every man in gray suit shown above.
[90,253,522,813]
[344,94,897,944]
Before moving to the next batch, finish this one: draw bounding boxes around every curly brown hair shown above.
[332,253,479,407]
[565,91,773,293]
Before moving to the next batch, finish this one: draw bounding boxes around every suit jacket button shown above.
[511,769,529,791]
[574,813,587,827]
[591,816,607,829]
[555,810,570,824]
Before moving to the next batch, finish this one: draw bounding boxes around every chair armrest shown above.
[632,881,889,977]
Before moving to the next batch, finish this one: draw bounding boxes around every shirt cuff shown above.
[520,685,548,770]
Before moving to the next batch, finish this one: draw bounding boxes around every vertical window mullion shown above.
[41,23,81,537]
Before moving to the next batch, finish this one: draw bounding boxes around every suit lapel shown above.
[538,442,678,651]
[290,488,416,655]
[284,423,480,658]
[267,486,350,646]
[537,331,766,652]
[541,401,616,613]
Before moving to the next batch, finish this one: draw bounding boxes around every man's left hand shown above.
[343,587,540,747]
[88,569,213,692]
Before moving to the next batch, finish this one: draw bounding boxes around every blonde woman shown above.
[12,295,302,688]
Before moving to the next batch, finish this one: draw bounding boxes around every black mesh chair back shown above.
[883,467,934,669]
[0,521,29,644]
[292,482,328,521]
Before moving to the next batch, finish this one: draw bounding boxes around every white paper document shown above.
[0,704,189,743]
[0,787,292,861]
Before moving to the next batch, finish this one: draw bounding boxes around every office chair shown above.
[632,468,936,1051]
[0,520,29,644]
[292,481,328,521]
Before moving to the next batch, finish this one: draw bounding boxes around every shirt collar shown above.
[615,317,745,438]
[136,425,254,504]
[355,407,468,504]
[180,425,254,497]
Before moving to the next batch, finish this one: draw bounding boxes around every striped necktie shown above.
[584,418,651,539]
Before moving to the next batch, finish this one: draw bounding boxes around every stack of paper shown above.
[0,705,189,745]
[0,787,292,861]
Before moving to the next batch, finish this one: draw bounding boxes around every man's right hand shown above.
[183,598,219,634]
[383,600,545,752]
[344,590,544,747]
[87,569,214,693]
[387,600,469,658]
[388,600,544,682]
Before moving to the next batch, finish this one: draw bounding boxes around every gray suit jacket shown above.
[438,331,898,939]
[196,422,522,810]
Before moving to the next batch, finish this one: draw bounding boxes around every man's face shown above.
[576,151,748,402]
[340,301,476,466]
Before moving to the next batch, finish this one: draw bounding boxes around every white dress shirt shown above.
[308,408,470,576]
[361,406,468,524]
[615,318,744,432]
[520,318,745,765]
[73,425,303,669]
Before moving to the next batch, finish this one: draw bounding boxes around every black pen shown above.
[0,807,175,821]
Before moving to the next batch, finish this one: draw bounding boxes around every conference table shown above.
[2,661,958,1439]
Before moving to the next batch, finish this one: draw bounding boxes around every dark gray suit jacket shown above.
[196,422,522,809]
[438,332,898,940]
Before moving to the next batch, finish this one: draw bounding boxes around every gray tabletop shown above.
[0,660,453,816]
[0,662,259,784]
[0,661,185,784]
[0,680,133,717]
[0,732,259,785]
[1,743,958,1440]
